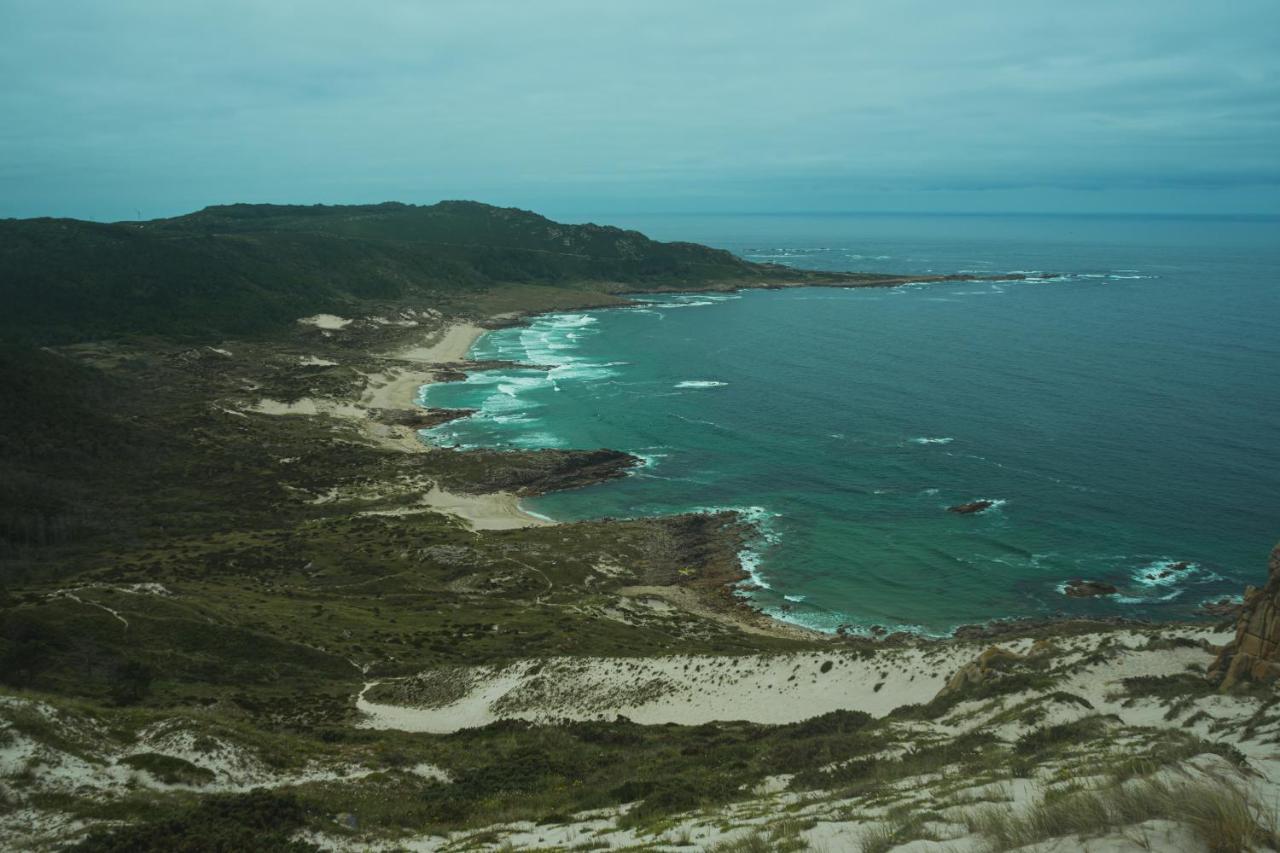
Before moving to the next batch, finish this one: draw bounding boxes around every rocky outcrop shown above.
[934,641,1055,702]
[948,500,994,514]
[1200,598,1243,618]
[1063,579,1118,598]
[373,407,475,429]
[429,448,640,497]
[937,646,1026,699]
[1209,542,1280,690]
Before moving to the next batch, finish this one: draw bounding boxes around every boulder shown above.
[1063,579,1118,598]
[936,645,1026,700]
[1200,598,1243,618]
[948,500,994,515]
[1209,542,1280,690]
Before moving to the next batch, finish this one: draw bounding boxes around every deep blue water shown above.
[424,214,1280,634]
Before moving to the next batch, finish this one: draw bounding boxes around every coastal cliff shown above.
[1210,541,1280,689]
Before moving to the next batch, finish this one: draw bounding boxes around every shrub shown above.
[72,790,319,852]
[120,753,215,786]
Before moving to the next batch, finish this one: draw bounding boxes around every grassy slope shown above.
[0,203,1259,850]
[0,316,827,847]
[0,201,870,346]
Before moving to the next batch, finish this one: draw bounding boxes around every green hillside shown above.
[0,201,814,345]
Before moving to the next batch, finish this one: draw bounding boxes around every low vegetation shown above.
[0,202,1266,850]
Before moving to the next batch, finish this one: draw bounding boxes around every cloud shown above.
[2,0,1277,218]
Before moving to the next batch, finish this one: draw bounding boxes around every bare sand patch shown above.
[357,627,1233,734]
[389,322,485,364]
[422,484,551,531]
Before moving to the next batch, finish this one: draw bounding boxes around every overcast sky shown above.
[2,0,1278,220]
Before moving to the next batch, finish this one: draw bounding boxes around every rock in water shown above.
[948,500,994,514]
[1200,598,1243,618]
[1209,541,1280,690]
[1062,579,1118,598]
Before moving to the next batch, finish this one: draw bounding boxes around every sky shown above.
[2,0,1278,221]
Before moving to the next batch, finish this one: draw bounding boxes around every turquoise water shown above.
[423,214,1280,634]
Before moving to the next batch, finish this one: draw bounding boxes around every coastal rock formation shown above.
[429,448,640,496]
[934,641,1054,702]
[372,407,475,429]
[1063,579,1118,598]
[1209,542,1280,690]
[1201,598,1244,618]
[1144,561,1192,582]
[937,646,1025,699]
[948,500,993,514]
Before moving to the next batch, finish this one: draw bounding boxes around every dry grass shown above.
[962,772,1277,852]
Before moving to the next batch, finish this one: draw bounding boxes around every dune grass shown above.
[962,772,1277,852]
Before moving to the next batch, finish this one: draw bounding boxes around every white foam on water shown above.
[951,498,1007,514]
[1127,558,1221,594]
[1115,590,1184,604]
[497,375,550,396]
[766,608,941,637]
[675,380,728,389]
[739,551,773,590]
[519,506,556,523]
[910,436,953,445]
[442,311,633,451]
[634,450,670,469]
[690,504,782,591]
[649,300,716,308]
[511,431,567,449]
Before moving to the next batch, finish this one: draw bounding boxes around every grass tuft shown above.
[962,773,1277,852]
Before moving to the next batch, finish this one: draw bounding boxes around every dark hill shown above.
[0,201,806,345]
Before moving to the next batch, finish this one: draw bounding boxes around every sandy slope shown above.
[356,627,1233,733]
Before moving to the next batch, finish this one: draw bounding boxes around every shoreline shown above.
[409,284,1232,645]
[364,321,555,531]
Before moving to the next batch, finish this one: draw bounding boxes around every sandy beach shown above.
[249,318,552,531]
[375,321,552,530]
[365,320,486,411]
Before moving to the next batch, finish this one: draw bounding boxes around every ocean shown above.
[422,213,1280,635]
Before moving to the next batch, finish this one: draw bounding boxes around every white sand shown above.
[421,484,551,531]
[247,321,547,531]
[357,627,1234,734]
[358,647,980,733]
[388,322,485,364]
